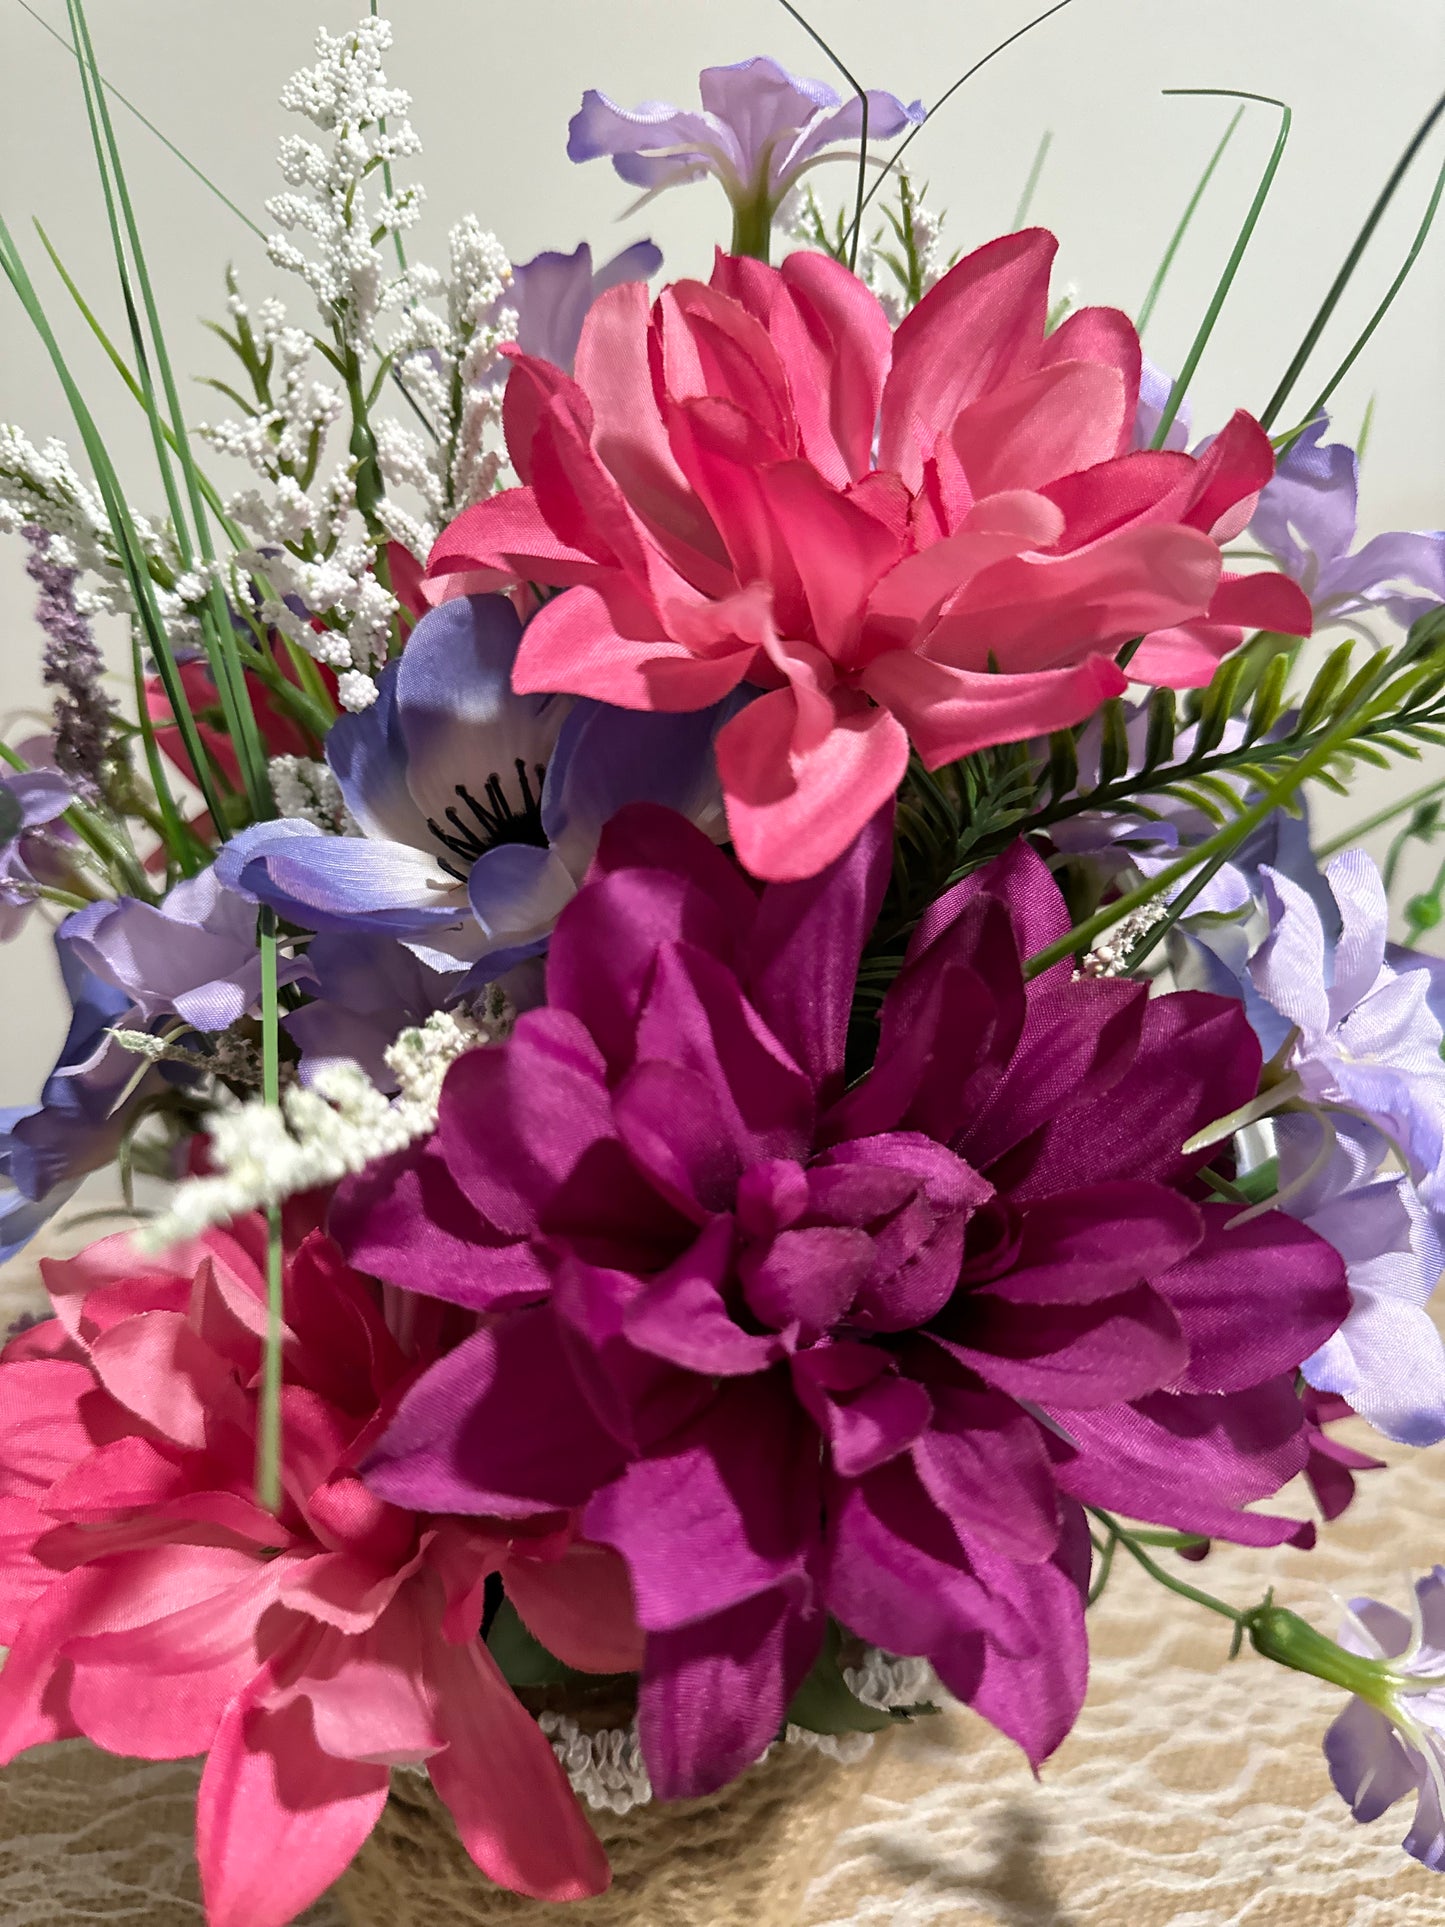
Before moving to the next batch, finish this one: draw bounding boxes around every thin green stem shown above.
[844,0,1079,249]
[1012,129,1053,230]
[1089,1510,1244,1625]
[772,0,869,270]
[1150,91,1292,451]
[256,910,284,1516]
[1315,774,1445,856]
[1260,83,1445,432]
[1137,104,1246,338]
[1086,1527,1117,1607]
[13,0,266,238]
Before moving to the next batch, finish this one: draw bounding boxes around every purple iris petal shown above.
[568,56,922,215]
[511,241,663,375]
[1251,417,1445,628]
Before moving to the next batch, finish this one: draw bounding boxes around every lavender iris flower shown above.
[0,938,165,1263]
[0,767,75,942]
[1250,420,1445,632]
[510,240,663,375]
[1324,1570,1445,1869]
[568,57,923,252]
[60,868,311,1032]
[218,594,743,979]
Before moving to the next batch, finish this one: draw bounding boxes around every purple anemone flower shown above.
[568,57,923,250]
[1250,419,1445,632]
[1324,1569,1445,1870]
[217,594,741,978]
[510,241,663,376]
[0,767,75,942]
[335,806,1347,1800]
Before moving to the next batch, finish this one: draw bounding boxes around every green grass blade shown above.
[256,910,284,1515]
[14,0,266,239]
[1137,104,1245,337]
[66,0,272,822]
[1315,773,1445,857]
[1150,91,1292,451]
[1013,129,1054,230]
[1298,149,1445,432]
[0,213,213,862]
[1260,84,1445,432]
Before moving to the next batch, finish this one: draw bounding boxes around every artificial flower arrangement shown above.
[3,5,1445,1920]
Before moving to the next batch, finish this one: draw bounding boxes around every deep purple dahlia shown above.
[334,806,1349,1797]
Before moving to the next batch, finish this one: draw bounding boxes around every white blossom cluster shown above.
[141,999,508,1249]
[0,425,191,633]
[265,17,425,354]
[198,19,517,711]
[1076,897,1171,978]
[780,175,946,325]
[387,216,519,520]
[267,753,356,832]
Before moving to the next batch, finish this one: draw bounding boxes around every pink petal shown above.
[1130,568,1313,688]
[500,349,588,485]
[511,582,754,710]
[863,524,1045,655]
[425,487,606,598]
[862,648,1126,767]
[879,229,1055,489]
[426,1624,611,1900]
[1038,305,1141,449]
[287,1598,444,1766]
[951,360,1129,498]
[197,1689,389,1927]
[754,461,905,660]
[574,281,733,593]
[0,1568,108,1761]
[503,1539,647,1674]
[716,685,910,882]
[0,1359,98,1500]
[926,522,1223,673]
[772,250,894,485]
[1180,409,1276,538]
[87,1310,244,1449]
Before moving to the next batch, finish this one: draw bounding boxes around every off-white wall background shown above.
[0,0,1442,1110]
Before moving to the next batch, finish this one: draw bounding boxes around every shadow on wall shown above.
[876,1799,1078,1925]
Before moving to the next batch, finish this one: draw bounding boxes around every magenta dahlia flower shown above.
[0,1213,637,1924]
[425,231,1312,880]
[337,806,1348,1799]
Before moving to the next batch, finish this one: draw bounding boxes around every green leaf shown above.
[1097,699,1131,786]
[1137,104,1245,337]
[786,1627,893,1736]
[486,1599,578,1688]
[1295,641,1358,735]
[1142,687,1176,770]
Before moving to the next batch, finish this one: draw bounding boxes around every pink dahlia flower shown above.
[336,805,1348,1798]
[0,1213,634,1925]
[426,230,1312,881]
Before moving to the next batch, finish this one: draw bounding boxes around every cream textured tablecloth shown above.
[6,1225,1445,1925]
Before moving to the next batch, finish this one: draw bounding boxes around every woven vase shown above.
[332,1726,880,1927]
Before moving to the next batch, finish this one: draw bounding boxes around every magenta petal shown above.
[745,802,893,1104]
[1049,1380,1315,1547]
[739,1223,874,1334]
[943,1283,1187,1408]
[985,1183,1203,1306]
[911,1388,1061,1561]
[436,1009,613,1235]
[1154,1204,1349,1394]
[634,941,816,1165]
[365,1312,625,1517]
[551,1254,716,1449]
[638,1581,823,1799]
[611,1058,742,1218]
[824,1457,1035,1662]
[582,1377,817,1632]
[792,1351,933,1477]
[330,1139,551,1312]
[941,1514,1089,1768]
[624,1217,783,1376]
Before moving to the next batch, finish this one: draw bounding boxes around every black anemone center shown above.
[427,760,548,882]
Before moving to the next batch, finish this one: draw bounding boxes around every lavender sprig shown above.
[23,523,116,799]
